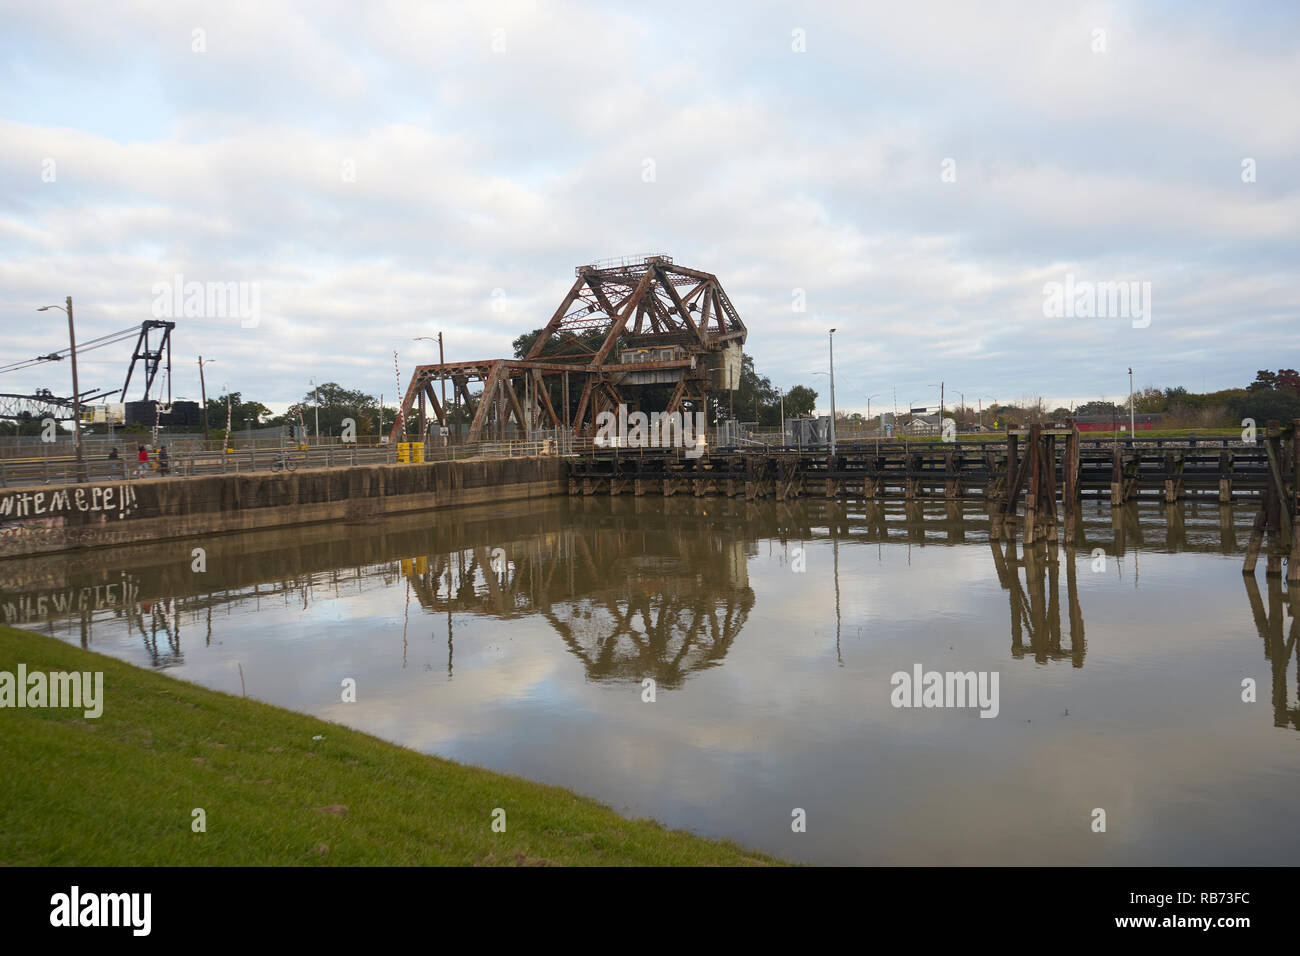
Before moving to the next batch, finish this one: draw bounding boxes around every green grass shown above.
[0,626,777,866]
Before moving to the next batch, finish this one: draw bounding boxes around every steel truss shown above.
[391,256,747,442]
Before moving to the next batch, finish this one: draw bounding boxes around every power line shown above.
[0,325,139,375]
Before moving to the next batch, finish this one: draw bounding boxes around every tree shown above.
[206,391,271,434]
[1249,370,1278,392]
[782,384,818,418]
[1133,387,1166,413]
[1076,400,1122,417]
[1232,388,1300,424]
[268,382,388,437]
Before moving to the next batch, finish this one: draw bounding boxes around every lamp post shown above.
[828,328,837,455]
[1123,369,1133,434]
[414,334,447,441]
[866,393,879,433]
[37,297,85,482]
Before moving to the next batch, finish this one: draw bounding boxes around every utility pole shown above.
[940,381,944,437]
[65,297,84,482]
[1128,367,1135,436]
[828,328,837,455]
[198,356,211,444]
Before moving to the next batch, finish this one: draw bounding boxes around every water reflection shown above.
[989,538,1085,667]
[1243,575,1299,730]
[398,529,753,687]
[1,496,1292,729]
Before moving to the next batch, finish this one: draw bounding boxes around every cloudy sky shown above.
[1,0,1296,417]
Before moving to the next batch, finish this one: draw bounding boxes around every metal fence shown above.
[0,436,597,488]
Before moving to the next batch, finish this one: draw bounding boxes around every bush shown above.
[1230,388,1300,425]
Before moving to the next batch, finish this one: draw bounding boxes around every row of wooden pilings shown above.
[570,421,1299,581]
[931,421,1296,581]
[1240,419,1299,581]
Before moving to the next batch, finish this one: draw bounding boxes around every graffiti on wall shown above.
[0,484,139,522]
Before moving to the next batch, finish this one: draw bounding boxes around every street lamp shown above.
[37,297,85,482]
[866,393,880,432]
[828,328,837,455]
[1123,369,1133,439]
[414,334,448,439]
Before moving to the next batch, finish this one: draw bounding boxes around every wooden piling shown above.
[1291,419,1300,584]
[1110,443,1122,507]
[1063,427,1078,545]
[1024,426,1041,545]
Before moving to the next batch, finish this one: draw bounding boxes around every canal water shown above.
[3,496,1296,865]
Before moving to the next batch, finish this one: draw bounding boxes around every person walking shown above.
[158,446,170,477]
[137,444,149,478]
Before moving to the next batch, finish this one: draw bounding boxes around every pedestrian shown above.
[108,446,120,460]
[158,446,170,477]
[137,444,148,478]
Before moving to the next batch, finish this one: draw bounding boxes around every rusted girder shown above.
[390,256,746,443]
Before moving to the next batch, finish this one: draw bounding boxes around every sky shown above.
[1,0,1296,418]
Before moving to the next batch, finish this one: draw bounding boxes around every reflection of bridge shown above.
[1244,576,1299,730]
[398,526,753,686]
[3,496,1294,719]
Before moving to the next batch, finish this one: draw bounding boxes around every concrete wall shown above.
[0,456,568,558]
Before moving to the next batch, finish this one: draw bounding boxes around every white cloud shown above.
[0,0,1295,410]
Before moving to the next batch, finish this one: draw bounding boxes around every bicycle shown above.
[271,450,299,472]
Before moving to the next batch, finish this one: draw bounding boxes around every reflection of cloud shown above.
[17,495,1300,864]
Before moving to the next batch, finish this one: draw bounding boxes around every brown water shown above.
[2,496,1296,865]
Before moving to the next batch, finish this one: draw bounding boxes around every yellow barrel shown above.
[412,442,425,462]
[397,442,410,463]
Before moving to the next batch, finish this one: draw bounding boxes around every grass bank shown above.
[0,626,776,866]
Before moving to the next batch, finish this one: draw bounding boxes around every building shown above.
[904,414,940,436]
[1075,413,1161,432]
